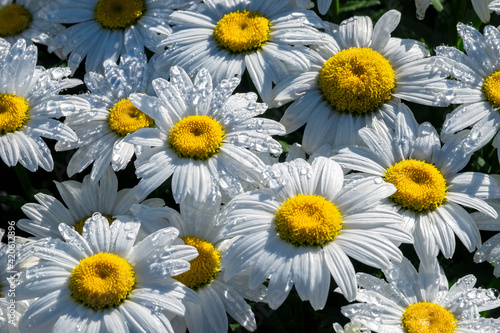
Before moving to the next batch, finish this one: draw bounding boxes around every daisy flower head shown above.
[16,213,200,332]
[155,0,329,103]
[0,0,64,46]
[17,166,164,239]
[333,103,500,261]
[0,38,87,172]
[55,51,167,183]
[40,0,196,74]
[270,10,448,154]
[341,257,500,333]
[131,193,267,333]
[436,23,500,162]
[220,157,412,309]
[125,66,286,203]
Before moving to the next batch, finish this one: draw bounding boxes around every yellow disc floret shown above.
[318,47,395,114]
[274,194,343,247]
[483,70,500,107]
[69,252,135,310]
[0,93,30,134]
[213,10,270,53]
[107,98,154,137]
[173,236,221,290]
[0,4,31,37]
[384,159,447,213]
[94,0,145,30]
[402,302,457,333]
[73,214,114,235]
[168,115,225,160]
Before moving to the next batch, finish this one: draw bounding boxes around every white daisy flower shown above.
[341,257,500,333]
[0,0,64,46]
[40,0,195,74]
[220,157,412,309]
[16,213,199,332]
[333,104,500,261]
[270,10,447,154]
[155,0,328,103]
[0,38,87,172]
[55,51,167,183]
[436,23,500,161]
[131,194,267,333]
[125,66,286,203]
[17,166,164,239]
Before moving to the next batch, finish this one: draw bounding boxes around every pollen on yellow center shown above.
[107,98,154,137]
[94,0,145,30]
[168,115,225,160]
[173,236,221,290]
[318,47,395,114]
[69,252,135,310]
[73,214,114,235]
[402,302,457,333]
[0,93,30,134]
[384,159,447,213]
[483,70,500,107]
[0,4,31,37]
[274,194,343,247]
[213,10,270,53]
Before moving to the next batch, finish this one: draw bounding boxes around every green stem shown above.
[14,164,35,200]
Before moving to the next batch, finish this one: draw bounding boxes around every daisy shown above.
[0,38,87,172]
[0,0,64,46]
[16,213,200,332]
[125,66,286,203]
[436,23,500,161]
[332,103,500,261]
[17,166,164,239]
[55,51,167,183]
[155,0,328,103]
[220,157,412,309]
[341,257,500,332]
[270,10,447,154]
[40,0,195,74]
[131,193,267,333]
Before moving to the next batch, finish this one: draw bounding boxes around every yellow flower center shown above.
[274,194,343,247]
[402,302,457,333]
[173,236,221,290]
[483,70,500,107]
[107,98,154,137]
[213,10,270,53]
[0,93,30,134]
[168,115,225,160]
[94,0,145,30]
[73,214,114,235]
[318,47,395,114]
[384,159,447,213]
[69,252,135,310]
[0,4,31,37]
